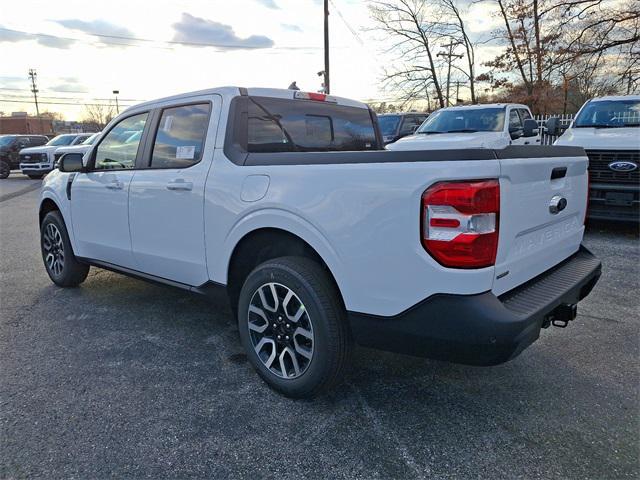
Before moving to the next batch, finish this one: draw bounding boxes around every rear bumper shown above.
[348,245,601,366]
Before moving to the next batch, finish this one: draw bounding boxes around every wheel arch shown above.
[225,227,347,315]
[39,197,60,226]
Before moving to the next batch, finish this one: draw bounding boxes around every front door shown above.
[508,108,528,145]
[128,99,218,286]
[71,111,149,267]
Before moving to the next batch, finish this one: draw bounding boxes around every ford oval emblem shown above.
[608,161,638,172]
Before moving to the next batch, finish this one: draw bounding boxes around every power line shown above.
[0,98,136,107]
[0,27,324,51]
[0,91,147,102]
[328,0,364,46]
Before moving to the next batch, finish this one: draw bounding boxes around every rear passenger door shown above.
[128,96,221,286]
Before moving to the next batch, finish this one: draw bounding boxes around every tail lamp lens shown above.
[421,180,500,268]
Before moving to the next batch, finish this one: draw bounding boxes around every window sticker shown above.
[162,116,174,132]
[176,145,196,159]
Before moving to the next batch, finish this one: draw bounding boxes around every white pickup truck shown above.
[387,103,540,151]
[550,95,640,222]
[39,87,601,397]
[19,133,93,179]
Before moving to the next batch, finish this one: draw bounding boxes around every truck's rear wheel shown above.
[0,161,9,179]
[237,256,352,398]
[41,211,89,287]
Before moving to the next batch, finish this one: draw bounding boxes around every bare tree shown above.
[480,0,639,111]
[369,0,447,108]
[81,104,114,130]
[437,0,479,103]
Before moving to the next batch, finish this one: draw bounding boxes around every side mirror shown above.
[523,119,539,137]
[545,117,561,136]
[58,153,85,173]
[509,127,523,140]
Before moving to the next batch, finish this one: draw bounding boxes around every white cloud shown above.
[54,18,134,38]
[171,13,274,49]
[0,26,75,48]
[281,23,303,33]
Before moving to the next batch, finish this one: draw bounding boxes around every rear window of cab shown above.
[246,97,378,153]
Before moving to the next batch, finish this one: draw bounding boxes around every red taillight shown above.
[421,180,500,268]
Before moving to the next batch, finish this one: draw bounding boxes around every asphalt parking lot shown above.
[1,173,638,479]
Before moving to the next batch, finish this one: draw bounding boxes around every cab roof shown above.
[128,86,370,112]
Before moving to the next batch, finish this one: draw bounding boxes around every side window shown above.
[519,109,532,121]
[400,116,423,134]
[508,109,523,131]
[150,103,211,168]
[17,137,30,148]
[94,112,148,170]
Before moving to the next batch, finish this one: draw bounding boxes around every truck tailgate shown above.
[493,148,589,296]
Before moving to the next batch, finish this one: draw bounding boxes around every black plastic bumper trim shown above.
[347,245,601,366]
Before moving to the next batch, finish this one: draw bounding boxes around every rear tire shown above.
[41,211,89,287]
[0,161,9,179]
[237,256,352,398]
[28,174,44,180]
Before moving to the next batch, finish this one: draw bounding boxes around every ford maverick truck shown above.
[39,87,601,397]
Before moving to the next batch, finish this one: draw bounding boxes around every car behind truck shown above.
[39,87,601,398]
[550,95,640,222]
[387,103,540,150]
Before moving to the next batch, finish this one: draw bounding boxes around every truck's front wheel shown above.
[237,256,352,398]
[41,211,90,287]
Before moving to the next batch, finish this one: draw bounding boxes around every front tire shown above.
[0,161,9,179]
[237,256,352,398]
[41,211,89,287]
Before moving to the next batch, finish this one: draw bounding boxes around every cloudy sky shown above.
[0,0,500,120]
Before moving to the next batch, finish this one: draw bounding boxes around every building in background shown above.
[0,112,54,135]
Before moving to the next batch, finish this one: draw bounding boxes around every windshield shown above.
[0,136,15,147]
[46,135,76,147]
[378,115,401,136]
[574,99,640,128]
[417,108,505,133]
[82,133,100,145]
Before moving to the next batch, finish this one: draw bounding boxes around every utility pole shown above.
[437,42,463,106]
[323,0,330,94]
[453,80,467,104]
[28,69,44,133]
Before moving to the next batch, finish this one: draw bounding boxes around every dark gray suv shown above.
[0,135,48,179]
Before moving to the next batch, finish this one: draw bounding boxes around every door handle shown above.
[166,179,193,191]
[106,180,124,190]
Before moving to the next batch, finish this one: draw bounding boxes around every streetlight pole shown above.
[112,90,120,114]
